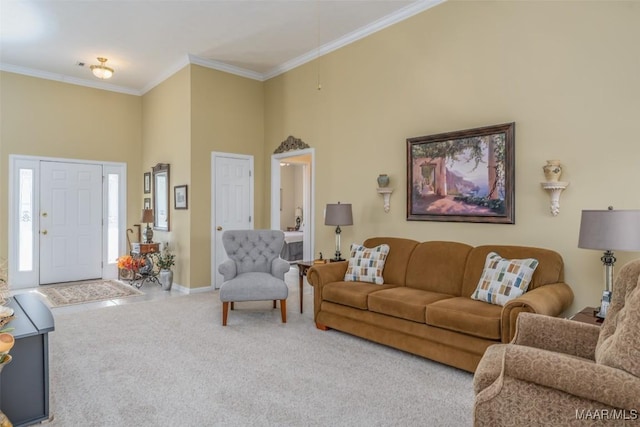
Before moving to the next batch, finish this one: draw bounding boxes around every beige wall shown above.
[2,1,639,309]
[190,65,265,288]
[141,66,192,286]
[264,1,640,314]
[0,72,142,260]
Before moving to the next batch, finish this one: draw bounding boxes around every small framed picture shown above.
[144,172,151,194]
[174,185,188,210]
[144,198,151,210]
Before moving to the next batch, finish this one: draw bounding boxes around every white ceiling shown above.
[0,0,444,95]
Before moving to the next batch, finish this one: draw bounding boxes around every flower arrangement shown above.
[117,255,146,271]
[156,243,176,270]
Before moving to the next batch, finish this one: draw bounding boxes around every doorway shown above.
[270,148,315,261]
[8,155,127,289]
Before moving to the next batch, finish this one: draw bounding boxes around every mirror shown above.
[152,163,170,231]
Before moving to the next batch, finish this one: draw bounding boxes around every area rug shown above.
[37,279,143,307]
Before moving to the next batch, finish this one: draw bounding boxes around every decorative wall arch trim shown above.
[274,135,310,154]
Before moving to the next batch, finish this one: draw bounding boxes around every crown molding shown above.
[0,63,141,96]
[1,0,446,93]
[187,54,265,81]
[139,55,192,94]
[262,0,446,80]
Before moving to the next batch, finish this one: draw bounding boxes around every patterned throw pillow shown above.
[471,252,539,306]
[344,243,390,285]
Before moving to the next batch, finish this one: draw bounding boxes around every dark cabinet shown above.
[0,294,54,427]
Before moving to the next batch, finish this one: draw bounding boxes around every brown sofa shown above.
[307,237,574,372]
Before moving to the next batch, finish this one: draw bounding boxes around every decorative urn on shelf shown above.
[543,160,562,182]
[377,174,390,188]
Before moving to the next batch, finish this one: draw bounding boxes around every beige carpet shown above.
[37,279,143,307]
[47,291,474,426]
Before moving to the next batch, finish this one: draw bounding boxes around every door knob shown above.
[41,230,48,235]
[216,226,223,231]
[42,212,48,217]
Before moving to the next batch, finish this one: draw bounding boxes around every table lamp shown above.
[141,208,155,243]
[578,207,640,318]
[324,202,353,261]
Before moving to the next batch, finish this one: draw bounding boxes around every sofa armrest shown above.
[501,344,640,410]
[307,261,348,319]
[512,312,600,360]
[500,282,574,342]
[307,262,348,289]
[218,259,237,282]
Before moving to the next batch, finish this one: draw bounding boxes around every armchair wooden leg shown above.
[230,302,234,310]
[222,301,229,326]
[280,299,287,323]
[273,300,276,309]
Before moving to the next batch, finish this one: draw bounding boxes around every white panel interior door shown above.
[40,161,103,284]
[213,154,253,289]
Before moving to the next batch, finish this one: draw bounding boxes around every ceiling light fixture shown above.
[90,57,114,79]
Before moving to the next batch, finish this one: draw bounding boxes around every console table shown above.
[0,294,54,427]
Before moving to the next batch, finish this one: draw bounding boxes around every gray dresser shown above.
[0,293,54,427]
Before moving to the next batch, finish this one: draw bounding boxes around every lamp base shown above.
[330,258,345,263]
[144,225,154,244]
[596,290,612,319]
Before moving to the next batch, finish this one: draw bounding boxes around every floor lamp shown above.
[578,207,640,318]
[325,202,353,262]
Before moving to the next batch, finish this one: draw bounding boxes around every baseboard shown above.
[171,282,215,294]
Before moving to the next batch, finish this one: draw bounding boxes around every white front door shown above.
[211,153,253,289]
[40,161,103,284]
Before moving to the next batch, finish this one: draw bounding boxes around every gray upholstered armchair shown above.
[218,229,290,326]
[473,258,640,426]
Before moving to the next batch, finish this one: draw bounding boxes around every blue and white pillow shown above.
[471,252,539,306]
[343,243,390,285]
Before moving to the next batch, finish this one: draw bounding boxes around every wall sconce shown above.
[376,174,393,213]
[540,160,569,216]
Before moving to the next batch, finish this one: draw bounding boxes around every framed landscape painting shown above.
[406,122,515,224]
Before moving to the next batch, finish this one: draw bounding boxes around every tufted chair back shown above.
[221,229,285,275]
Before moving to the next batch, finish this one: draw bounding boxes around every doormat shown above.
[38,280,143,308]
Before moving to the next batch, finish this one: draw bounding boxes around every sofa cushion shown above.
[368,287,453,323]
[363,237,419,286]
[405,241,472,295]
[426,297,502,340]
[344,243,390,285]
[323,281,399,310]
[461,245,564,297]
[595,285,640,377]
[471,252,539,306]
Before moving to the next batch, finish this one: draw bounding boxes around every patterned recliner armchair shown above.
[473,259,640,426]
[218,229,290,326]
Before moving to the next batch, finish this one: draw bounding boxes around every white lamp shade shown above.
[295,207,303,218]
[578,209,640,251]
[325,203,353,226]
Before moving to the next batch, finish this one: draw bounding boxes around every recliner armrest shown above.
[218,259,237,281]
[501,344,640,410]
[512,312,600,360]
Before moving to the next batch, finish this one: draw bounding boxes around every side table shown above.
[569,306,604,326]
[295,260,318,314]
